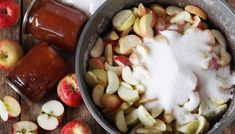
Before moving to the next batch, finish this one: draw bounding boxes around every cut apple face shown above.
[90,37,104,58]
[104,30,119,40]
[133,18,143,37]
[140,13,154,37]
[145,119,166,132]
[104,62,123,76]
[0,96,21,121]
[119,34,142,55]
[112,10,136,32]
[151,107,163,118]
[195,116,209,134]
[170,11,193,24]
[12,121,38,134]
[37,100,64,131]
[177,120,199,134]
[91,69,108,86]
[115,110,128,133]
[106,70,120,94]
[166,6,184,16]
[137,105,156,127]
[102,94,122,112]
[92,84,105,108]
[113,56,130,67]
[122,66,139,85]
[125,109,139,126]
[118,86,139,102]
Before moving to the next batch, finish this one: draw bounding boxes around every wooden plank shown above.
[0,0,21,133]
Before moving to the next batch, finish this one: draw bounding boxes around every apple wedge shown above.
[12,121,38,134]
[137,105,156,127]
[115,110,128,133]
[195,116,209,134]
[122,66,139,85]
[0,96,21,121]
[166,6,184,16]
[120,102,130,111]
[112,10,136,32]
[177,120,199,134]
[211,29,227,48]
[140,13,154,37]
[136,128,162,134]
[219,46,231,67]
[113,56,130,67]
[205,30,216,46]
[92,84,105,108]
[102,94,122,112]
[104,62,123,76]
[90,37,104,58]
[145,119,166,132]
[88,57,104,70]
[104,30,119,40]
[125,109,139,126]
[134,84,145,94]
[106,70,120,94]
[119,34,142,55]
[151,107,163,118]
[129,123,144,134]
[37,100,64,131]
[135,45,150,58]
[170,11,193,24]
[117,86,139,102]
[185,5,207,20]
[151,4,166,17]
[133,18,143,37]
[85,71,99,87]
[121,82,133,89]
[91,69,108,86]
[137,3,147,17]
[163,112,175,124]
[104,44,113,65]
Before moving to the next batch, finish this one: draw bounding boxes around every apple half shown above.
[12,121,38,134]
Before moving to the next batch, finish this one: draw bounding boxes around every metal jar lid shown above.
[22,0,37,34]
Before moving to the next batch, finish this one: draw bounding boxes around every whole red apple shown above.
[61,120,92,134]
[57,73,83,107]
[0,39,23,70]
[0,0,20,29]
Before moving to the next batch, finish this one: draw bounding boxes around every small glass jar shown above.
[7,43,67,102]
[23,0,88,51]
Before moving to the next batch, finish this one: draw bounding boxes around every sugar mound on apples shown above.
[133,28,235,125]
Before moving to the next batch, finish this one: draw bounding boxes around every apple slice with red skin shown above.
[0,96,21,121]
[61,120,92,134]
[0,1,20,29]
[88,57,104,70]
[0,39,23,71]
[57,73,83,107]
[12,121,38,134]
[114,56,130,67]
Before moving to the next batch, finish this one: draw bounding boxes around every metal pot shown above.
[75,0,235,133]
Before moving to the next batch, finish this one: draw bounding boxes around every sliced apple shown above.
[132,7,138,16]
[205,30,216,46]
[122,66,139,85]
[104,30,119,40]
[12,121,38,134]
[195,116,209,134]
[145,119,166,131]
[170,11,193,24]
[88,57,104,70]
[134,84,145,94]
[155,17,166,33]
[92,84,105,108]
[185,5,207,20]
[129,53,142,65]
[119,34,142,55]
[210,97,229,105]
[90,37,104,58]
[166,6,184,16]
[121,82,133,89]
[137,105,156,127]
[192,16,203,28]
[118,86,139,102]
[112,9,136,32]
[219,46,231,67]
[120,27,133,37]
[183,92,200,112]
[151,4,166,17]
[91,69,108,86]
[177,120,199,134]
[106,70,120,94]
[140,13,154,37]
[115,110,128,133]
[137,3,147,17]
[104,62,123,76]
[135,45,150,58]
[85,71,99,87]
[113,56,130,67]
[102,94,122,112]
[125,109,139,126]
[151,107,163,118]
[133,18,143,37]
[129,123,144,134]
[37,100,64,131]
[136,128,162,134]
[211,29,227,48]
[120,102,130,110]
[104,44,113,65]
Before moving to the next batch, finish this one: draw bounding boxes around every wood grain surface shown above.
[0,0,234,134]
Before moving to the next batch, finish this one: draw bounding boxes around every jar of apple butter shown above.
[23,0,88,51]
[7,43,67,102]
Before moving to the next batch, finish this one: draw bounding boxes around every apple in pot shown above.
[37,100,64,131]
[12,121,38,134]
[57,73,83,107]
[0,96,21,121]
[0,0,20,29]
[0,39,23,70]
[61,120,92,134]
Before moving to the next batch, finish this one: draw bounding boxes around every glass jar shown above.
[7,43,67,102]
[24,0,88,51]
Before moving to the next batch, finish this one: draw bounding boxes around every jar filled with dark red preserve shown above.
[24,0,88,51]
[7,43,67,102]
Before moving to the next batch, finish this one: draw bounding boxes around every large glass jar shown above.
[7,43,67,102]
[24,0,88,51]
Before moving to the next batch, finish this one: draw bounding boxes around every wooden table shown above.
[0,0,235,134]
